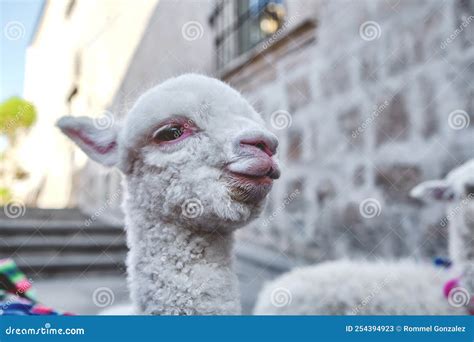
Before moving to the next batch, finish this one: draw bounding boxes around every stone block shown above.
[330,58,351,94]
[287,128,303,161]
[358,47,379,83]
[423,9,448,58]
[376,93,410,145]
[387,34,410,76]
[338,106,364,148]
[375,164,422,201]
[353,165,365,187]
[316,179,336,207]
[286,76,312,112]
[342,201,363,227]
[455,0,474,51]
[418,76,438,138]
[285,179,305,213]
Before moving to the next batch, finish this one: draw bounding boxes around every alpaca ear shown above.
[410,180,455,202]
[56,116,119,167]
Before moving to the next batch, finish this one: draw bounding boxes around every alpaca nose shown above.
[465,183,474,196]
[267,165,281,179]
[239,134,278,157]
[229,131,280,180]
[239,135,280,179]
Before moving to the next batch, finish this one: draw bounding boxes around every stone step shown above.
[11,252,126,277]
[0,234,127,254]
[0,208,126,276]
[0,207,92,221]
[0,220,123,237]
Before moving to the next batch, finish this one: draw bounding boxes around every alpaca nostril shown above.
[256,142,266,152]
[267,166,280,180]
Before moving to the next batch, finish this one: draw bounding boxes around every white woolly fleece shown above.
[254,259,463,315]
[255,160,474,315]
[58,74,280,315]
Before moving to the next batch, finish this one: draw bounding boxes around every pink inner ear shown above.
[433,188,454,201]
[433,188,445,200]
[66,128,117,154]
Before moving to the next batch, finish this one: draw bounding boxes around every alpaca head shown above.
[410,159,474,202]
[57,74,280,232]
[410,159,474,261]
[410,159,474,206]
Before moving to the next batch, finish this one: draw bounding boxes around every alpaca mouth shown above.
[228,171,274,184]
[224,170,274,204]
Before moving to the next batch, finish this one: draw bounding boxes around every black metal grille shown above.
[210,0,284,70]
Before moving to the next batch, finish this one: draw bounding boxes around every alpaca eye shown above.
[153,125,184,143]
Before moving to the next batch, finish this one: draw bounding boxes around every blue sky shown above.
[0,0,44,102]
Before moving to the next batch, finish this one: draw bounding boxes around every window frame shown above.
[210,0,286,72]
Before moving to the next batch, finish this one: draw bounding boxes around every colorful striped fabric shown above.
[0,258,73,315]
[0,258,37,301]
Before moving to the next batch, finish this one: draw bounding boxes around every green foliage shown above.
[0,187,12,205]
[0,97,36,200]
[0,97,37,135]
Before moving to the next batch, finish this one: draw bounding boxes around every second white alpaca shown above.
[58,74,280,315]
[254,160,474,315]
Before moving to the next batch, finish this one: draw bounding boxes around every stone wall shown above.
[224,0,474,262]
[60,0,473,264]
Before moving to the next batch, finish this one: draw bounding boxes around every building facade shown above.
[19,0,158,210]
[21,0,473,263]
[216,0,474,262]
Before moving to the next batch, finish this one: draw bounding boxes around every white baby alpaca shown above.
[58,74,280,315]
[255,160,474,315]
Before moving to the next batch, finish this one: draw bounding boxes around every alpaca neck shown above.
[125,214,241,315]
[448,203,474,294]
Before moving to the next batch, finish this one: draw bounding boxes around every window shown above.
[210,0,286,70]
